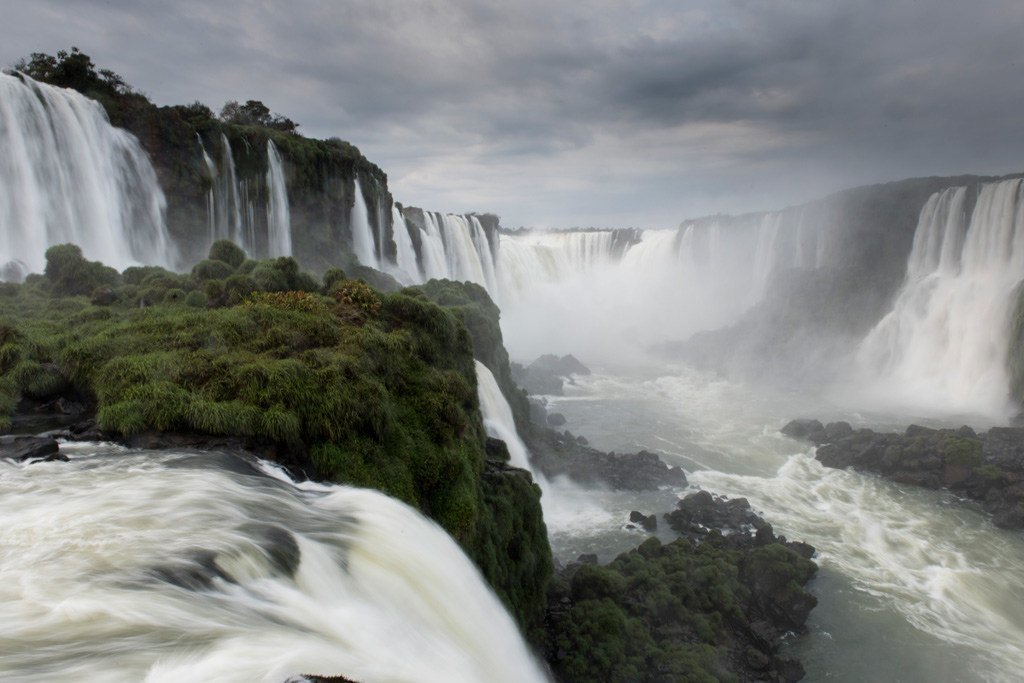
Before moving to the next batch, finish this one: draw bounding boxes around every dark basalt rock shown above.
[527,427,687,490]
[665,490,769,538]
[784,419,1024,529]
[629,510,658,531]
[0,435,62,462]
[511,354,591,396]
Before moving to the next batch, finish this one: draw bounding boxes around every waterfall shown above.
[351,176,378,269]
[198,135,218,246]
[1,444,546,683]
[392,206,423,282]
[420,212,453,280]
[265,141,291,257]
[0,72,172,276]
[857,179,1024,418]
[218,134,246,249]
[475,361,533,471]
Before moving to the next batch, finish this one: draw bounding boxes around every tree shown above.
[219,99,298,133]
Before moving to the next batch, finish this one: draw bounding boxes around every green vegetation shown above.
[418,279,531,431]
[548,536,815,682]
[0,243,550,637]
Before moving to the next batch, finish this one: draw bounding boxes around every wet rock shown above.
[629,510,658,531]
[0,435,61,461]
[788,418,1024,530]
[547,412,567,427]
[780,419,824,440]
[528,427,687,490]
[511,354,591,396]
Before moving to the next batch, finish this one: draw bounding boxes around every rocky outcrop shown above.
[546,490,816,683]
[783,419,1024,528]
[528,428,687,490]
[511,354,591,396]
[0,435,65,462]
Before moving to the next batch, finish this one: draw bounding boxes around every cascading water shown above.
[392,206,422,282]
[218,133,247,249]
[1,444,547,683]
[265,140,291,257]
[474,361,532,471]
[198,134,218,246]
[857,179,1024,418]
[351,176,378,269]
[0,72,172,277]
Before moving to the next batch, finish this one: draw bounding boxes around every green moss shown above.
[943,436,983,468]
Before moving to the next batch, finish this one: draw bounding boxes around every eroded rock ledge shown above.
[783,419,1024,528]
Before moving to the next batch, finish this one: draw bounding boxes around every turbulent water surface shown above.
[538,363,1024,682]
[0,444,546,683]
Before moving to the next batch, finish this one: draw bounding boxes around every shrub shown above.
[224,274,257,305]
[332,280,381,315]
[192,258,235,283]
[184,290,208,308]
[163,288,186,304]
[44,244,119,296]
[251,263,289,292]
[322,268,347,292]
[208,240,247,269]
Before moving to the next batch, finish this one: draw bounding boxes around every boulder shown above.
[0,436,61,462]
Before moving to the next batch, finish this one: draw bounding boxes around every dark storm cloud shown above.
[4,0,1024,227]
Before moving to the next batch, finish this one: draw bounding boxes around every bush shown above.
[208,240,246,269]
[332,280,382,316]
[251,263,289,292]
[322,268,347,292]
[184,290,208,308]
[192,258,235,283]
[44,244,119,296]
[163,288,186,304]
[224,274,257,305]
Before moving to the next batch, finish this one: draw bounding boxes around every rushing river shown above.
[538,362,1024,682]
[0,444,546,683]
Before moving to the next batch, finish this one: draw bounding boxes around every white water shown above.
[391,206,423,282]
[542,364,1024,682]
[858,179,1024,419]
[0,444,546,683]
[391,205,826,361]
[475,360,532,471]
[265,141,292,257]
[351,176,378,269]
[0,72,172,276]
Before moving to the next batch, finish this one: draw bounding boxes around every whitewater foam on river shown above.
[0,443,546,683]
[541,364,1024,682]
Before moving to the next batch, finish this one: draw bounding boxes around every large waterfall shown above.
[1,444,546,683]
[0,72,171,278]
[858,179,1024,418]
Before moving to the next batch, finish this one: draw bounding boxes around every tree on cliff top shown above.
[220,99,299,133]
[12,47,132,98]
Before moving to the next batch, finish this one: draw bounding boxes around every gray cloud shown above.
[4,0,1024,228]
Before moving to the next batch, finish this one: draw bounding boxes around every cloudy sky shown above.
[4,0,1024,229]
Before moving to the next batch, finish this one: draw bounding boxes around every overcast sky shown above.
[4,0,1024,229]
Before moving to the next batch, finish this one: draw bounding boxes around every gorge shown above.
[4,51,1024,683]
